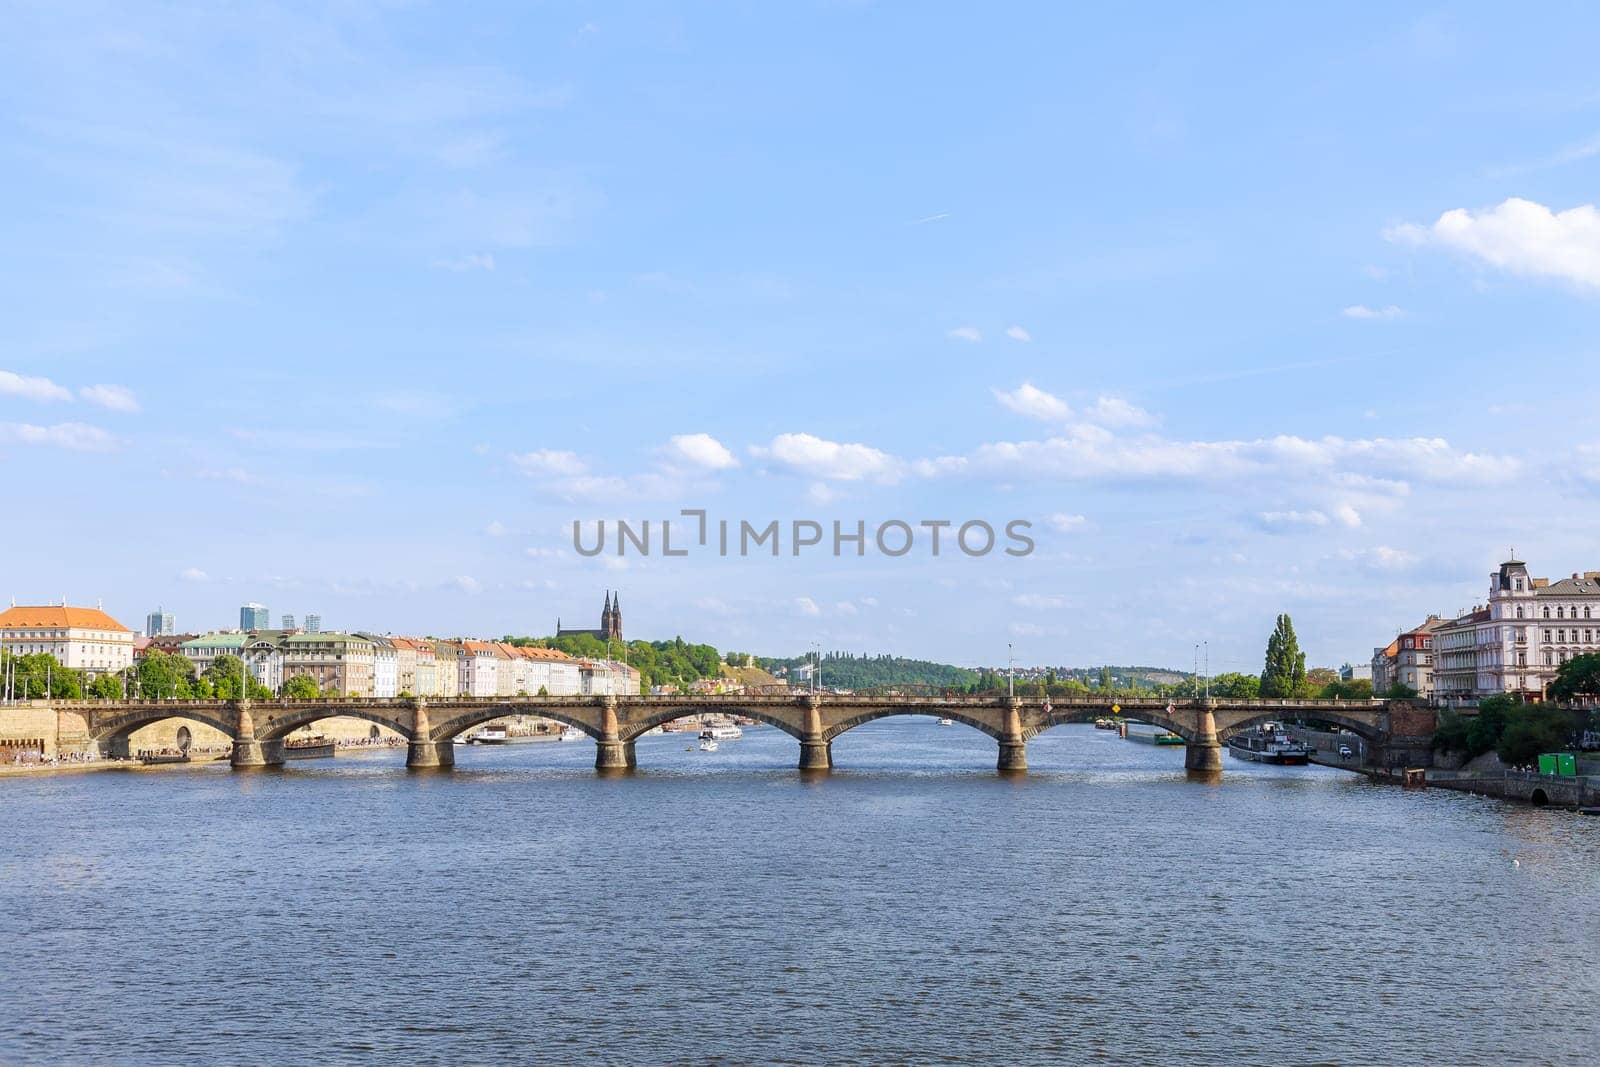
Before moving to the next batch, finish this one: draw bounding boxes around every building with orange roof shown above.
[0,602,135,677]
[458,640,502,697]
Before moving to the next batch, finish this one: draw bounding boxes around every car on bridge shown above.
[1338,744,1354,758]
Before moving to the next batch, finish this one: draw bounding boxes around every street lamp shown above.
[1008,642,1014,699]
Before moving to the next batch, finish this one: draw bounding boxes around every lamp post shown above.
[1007,643,1014,699]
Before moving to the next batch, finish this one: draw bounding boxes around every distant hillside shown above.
[757,652,978,691]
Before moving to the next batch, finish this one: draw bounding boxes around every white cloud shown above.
[1008,621,1044,637]
[1083,396,1156,428]
[1342,304,1405,320]
[0,422,114,451]
[795,596,821,617]
[80,384,140,412]
[434,253,496,272]
[1005,325,1032,342]
[485,520,508,536]
[1388,197,1600,291]
[806,482,838,506]
[1258,510,1331,528]
[510,449,588,476]
[752,433,902,483]
[196,466,257,484]
[178,567,209,582]
[1336,546,1418,571]
[992,382,1071,422]
[834,601,859,616]
[0,371,72,402]
[525,546,562,558]
[661,432,738,471]
[947,326,983,343]
[1047,513,1087,532]
[452,575,483,594]
[1332,504,1363,528]
[1013,593,1067,609]
[921,427,1518,487]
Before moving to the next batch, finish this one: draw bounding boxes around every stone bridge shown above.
[61,694,1429,775]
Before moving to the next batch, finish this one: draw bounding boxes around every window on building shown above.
[1545,630,1553,642]
[1543,607,1551,618]
[1516,606,1524,619]
[1545,651,1554,666]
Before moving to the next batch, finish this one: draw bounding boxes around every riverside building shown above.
[0,602,135,678]
[1430,557,1600,703]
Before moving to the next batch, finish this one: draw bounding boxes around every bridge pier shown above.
[799,696,831,772]
[799,737,833,772]
[594,697,634,773]
[406,741,456,770]
[405,700,452,770]
[595,739,635,772]
[229,702,284,770]
[1184,705,1223,775]
[998,698,1027,774]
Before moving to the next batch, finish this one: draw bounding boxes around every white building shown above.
[1431,558,1600,702]
[360,635,398,699]
[458,641,500,697]
[0,603,135,677]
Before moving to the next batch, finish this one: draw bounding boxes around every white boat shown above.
[700,725,742,741]
[699,738,719,752]
[937,718,955,727]
[558,726,584,742]
[461,726,508,745]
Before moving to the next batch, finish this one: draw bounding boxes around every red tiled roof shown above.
[0,605,132,632]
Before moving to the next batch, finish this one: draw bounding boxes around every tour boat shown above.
[700,725,742,741]
[558,726,585,742]
[699,738,719,752]
[1094,718,1118,730]
[937,718,955,727]
[461,726,509,745]
[1122,722,1185,745]
[1226,722,1311,765]
[284,735,336,760]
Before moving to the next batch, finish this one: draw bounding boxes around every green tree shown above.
[283,674,319,699]
[132,650,198,700]
[1260,614,1307,698]
[1209,672,1261,699]
[88,673,122,699]
[1497,703,1579,765]
[1549,652,1600,702]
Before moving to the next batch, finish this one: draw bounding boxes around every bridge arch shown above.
[255,705,415,743]
[1215,709,1383,745]
[428,703,601,744]
[619,704,806,742]
[91,707,238,747]
[1023,707,1196,743]
[821,707,1002,743]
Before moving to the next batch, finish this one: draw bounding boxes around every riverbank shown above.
[0,755,232,777]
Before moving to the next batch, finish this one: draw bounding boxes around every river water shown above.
[2,720,1596,1065]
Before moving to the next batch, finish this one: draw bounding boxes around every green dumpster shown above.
[1557,752,1577,777]
[1538,753,1559,775]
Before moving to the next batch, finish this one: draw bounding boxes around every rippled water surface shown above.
[3,721,1597,1065]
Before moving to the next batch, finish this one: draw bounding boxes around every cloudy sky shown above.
[5,2,1600,671]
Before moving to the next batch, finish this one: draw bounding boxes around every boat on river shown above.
[284,735,336,760]
[937,718,955,727]
[459,726,509,745]
[1227,722,1311,765]
[699,738,719,752]
[701,725,742,741]
[1122,722,1184,745]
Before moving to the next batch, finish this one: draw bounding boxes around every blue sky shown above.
[5,2,1600,672]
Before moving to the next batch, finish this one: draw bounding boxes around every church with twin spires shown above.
[556,591,623,643]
